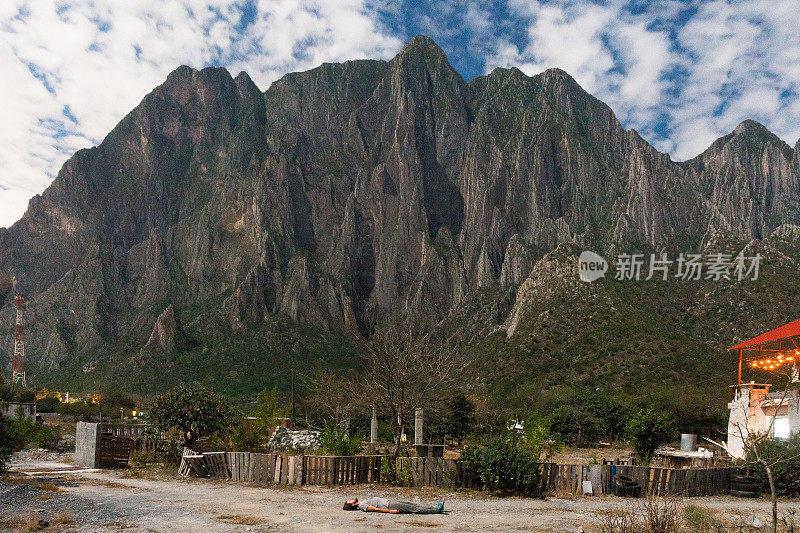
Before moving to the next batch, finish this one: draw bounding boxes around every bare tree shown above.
[725,363,799,533]
[358,327,468,455]
[303,368,357,431]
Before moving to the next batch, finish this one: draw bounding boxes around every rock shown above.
[267,426,321,451]
[0,35,799,373]
[145,305,187,354]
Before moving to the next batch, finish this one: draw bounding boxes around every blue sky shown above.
[1,0,799,228]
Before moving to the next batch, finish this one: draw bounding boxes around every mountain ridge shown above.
[1,36,798,397]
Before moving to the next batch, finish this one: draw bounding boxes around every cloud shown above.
[3,0,800,230]
[0,0,401,228]
[491,0,800,160]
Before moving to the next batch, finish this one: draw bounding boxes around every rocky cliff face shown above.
[0,36,798,376]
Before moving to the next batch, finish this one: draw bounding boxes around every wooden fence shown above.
[397,457,457,487]
[304,455,382,485]
[98,434,133,468]
[612,465,739,497]
[181,452,383,486]
[179,451,745,497]
[395,458,744,497]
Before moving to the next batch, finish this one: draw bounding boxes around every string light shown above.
[748,352,797,370]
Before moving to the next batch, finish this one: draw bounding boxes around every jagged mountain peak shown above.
[1,36,798,384]
[396,34,448,59]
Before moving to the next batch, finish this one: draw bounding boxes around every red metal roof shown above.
[729,318,800,350]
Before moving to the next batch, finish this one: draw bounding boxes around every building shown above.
[727,319,800,459]
[2,401,36,420]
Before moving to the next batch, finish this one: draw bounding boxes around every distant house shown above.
[2,401,36,420]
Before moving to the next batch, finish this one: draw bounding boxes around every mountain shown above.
[1,36,799,401]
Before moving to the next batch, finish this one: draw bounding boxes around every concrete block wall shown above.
[74,422,101,468]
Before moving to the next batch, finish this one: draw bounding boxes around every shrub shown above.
[625,409,675,463]
[0,413,14,473]
[380,455,396,484]
[459,434,545,497]
[600,497,680,533]
[683,505,719,533]
[748,434,800,497]
[320,426,362,456]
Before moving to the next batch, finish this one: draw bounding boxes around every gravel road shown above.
[2,450,797,532]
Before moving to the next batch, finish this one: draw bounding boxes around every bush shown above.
[683,504,720,533]
[748,434,800,497]
[320,426,362,456]
[3,416,62,451]
[600,497,681,533]
[0,413,14,472]
[459,435,543,497]
[625,409,675,463]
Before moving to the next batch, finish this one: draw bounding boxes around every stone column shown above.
[370,406,378,444]
[414,408,424,445]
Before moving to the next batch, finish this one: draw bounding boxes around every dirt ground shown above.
[2,450,798,532]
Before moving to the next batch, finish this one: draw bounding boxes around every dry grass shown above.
[53,512,74,525]
[29,480,61,493]
[216,514,265,525]
[118,464,175,480]
[23,514,49,531]
[399,519,440,527]
[599,496,681,533]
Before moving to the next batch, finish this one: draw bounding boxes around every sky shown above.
[1,0,799,229]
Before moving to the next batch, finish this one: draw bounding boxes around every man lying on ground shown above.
[343,497,445,514]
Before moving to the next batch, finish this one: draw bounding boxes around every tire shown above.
[732,475,758,484]
[731,482,760,492]
[731,489,759,498]
[614,475,641,497]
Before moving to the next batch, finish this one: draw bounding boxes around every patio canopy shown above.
[729,318,800,350]
[729,318,800,383]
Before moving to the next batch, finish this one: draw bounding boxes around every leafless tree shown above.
[303,368,357,431]
[727,363,799,533]
[357,327,469,455]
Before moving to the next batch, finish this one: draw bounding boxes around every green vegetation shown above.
[148,383,236,449]
[0,412,13,473]
[625,408,676,463]
[0,408,62,472]
[459,416,560,497]
[748,435,800,497]
[445,392,476,443]
[319,426,363,456]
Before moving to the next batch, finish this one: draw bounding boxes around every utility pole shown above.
[290,369,295,424]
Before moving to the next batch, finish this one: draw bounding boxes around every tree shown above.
[303,368,356,430]
[625,408,674,463]
[148,383,235,449]
[548,404,603,446]
[728,366,800,533]
[359,328,466,455]
[446,392,476,443]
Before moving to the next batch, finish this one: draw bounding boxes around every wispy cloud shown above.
[0,0,401,228]
[2,1,799,229]
[488,0,800,160]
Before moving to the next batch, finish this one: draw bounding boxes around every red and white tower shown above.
[12,293,25,387]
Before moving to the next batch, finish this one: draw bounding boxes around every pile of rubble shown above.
[268,426,321,450]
